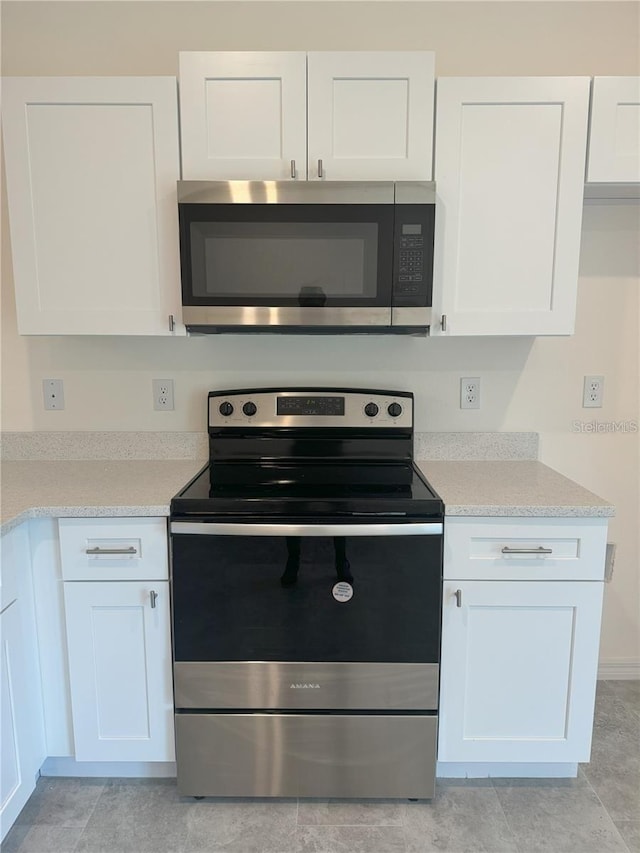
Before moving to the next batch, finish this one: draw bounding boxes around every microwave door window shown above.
[188,221,380,304]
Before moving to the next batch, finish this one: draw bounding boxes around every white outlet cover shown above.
[583,375,604,408]
[153,378,175,411]
[460,377,480,410]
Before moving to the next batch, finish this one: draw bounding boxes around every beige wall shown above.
[1,1,639,667]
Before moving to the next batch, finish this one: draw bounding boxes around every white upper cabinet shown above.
[2,77,182,335]
[587,76,640,184]
[179,51,435,181]
[179,52,307,181]
[306,52,434,181]
[432,77,590,336]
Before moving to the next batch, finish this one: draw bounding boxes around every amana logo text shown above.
[289,683,321,689]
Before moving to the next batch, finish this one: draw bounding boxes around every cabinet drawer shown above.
[58,518,168,581]
[444,517,608,581]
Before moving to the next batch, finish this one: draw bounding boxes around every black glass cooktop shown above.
[171,462,443,521]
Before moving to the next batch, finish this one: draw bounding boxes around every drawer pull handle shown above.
[455,589,462,608]
[85,546,138,556]
[501,546,553,555]
[150,590,158,609]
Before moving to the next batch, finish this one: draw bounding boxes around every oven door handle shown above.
[170,521,443,537]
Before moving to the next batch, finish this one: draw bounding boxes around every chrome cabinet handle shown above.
[150,590,158,609]
[171,521,442,537]
[290,159,296,179]
[168,314,175,332]
[455,589,462,608]
[85,546,137,555]
[318,159,324,179]
[501,546,553,555]
[441,314,447,332]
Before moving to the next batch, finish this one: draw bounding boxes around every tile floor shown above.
[3,680,638,853]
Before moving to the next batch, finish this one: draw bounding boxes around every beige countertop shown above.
[418,460,614,518]
[0,459,206,535]
[1,457,613,536]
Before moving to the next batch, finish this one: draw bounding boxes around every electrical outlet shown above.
[153,379,174,411]
[583,375,604,408]
[460,377,480,410]
[43,378,65,410]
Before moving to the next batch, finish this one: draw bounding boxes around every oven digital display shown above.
[277,396,345,417]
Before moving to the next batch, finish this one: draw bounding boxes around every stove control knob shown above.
[242,401,257,417]
[219,401,234,417]
[387,402,403,418]
[364,402,379,418]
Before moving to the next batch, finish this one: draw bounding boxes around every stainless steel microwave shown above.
[177,181,435,334]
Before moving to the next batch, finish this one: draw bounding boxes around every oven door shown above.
[178,182,396,330]
[170,520,442,712]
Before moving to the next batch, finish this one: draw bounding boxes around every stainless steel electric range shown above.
[170,388,444,799]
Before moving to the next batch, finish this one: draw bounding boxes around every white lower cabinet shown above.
[438,517,607,770]
[59,518,174,763]
[63,581,174,762]
[439,579,603,763]
[0,525,46,841]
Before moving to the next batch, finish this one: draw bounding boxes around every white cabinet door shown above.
[1,603,25,839]
[2,77,182,335]
[179,52,307,180]
[587,76,640,183]
[0,525,46,842]
[438,580,603,763]
[63,581,174,762]
[307,52,435,181]
[432,77,590,336]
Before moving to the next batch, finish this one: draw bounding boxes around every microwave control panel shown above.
[393,204,435,307]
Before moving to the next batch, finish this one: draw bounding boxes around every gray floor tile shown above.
[493,776,628,852]
[296,824,407,853]
[5,685,640,852]
[401,781,518,852]
[297,799,402,826]
[184,800,298,852]
[606,680,640,712]
[74,778,191,853]
[581,686,640,822]
[15,778,105,828]
[596,680,615,697]
[615,821,640,853]
[0,825,83,853]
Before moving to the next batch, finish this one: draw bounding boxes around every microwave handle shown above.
[317,159,324,179]
[171,521,442,537]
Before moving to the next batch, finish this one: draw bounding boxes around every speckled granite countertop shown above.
[0,459,206,535]
[418,460,614,518]
[1,457,613,536]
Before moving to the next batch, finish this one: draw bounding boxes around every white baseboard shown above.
[598,659,640,680]
[437,762,578,779]
[40,757,176,778]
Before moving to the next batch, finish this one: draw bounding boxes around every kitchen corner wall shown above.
[1,1,639,667]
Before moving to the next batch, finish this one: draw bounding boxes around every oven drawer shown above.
[175,712,437,799]
[59,518,168,581]
[444,517,608,581]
